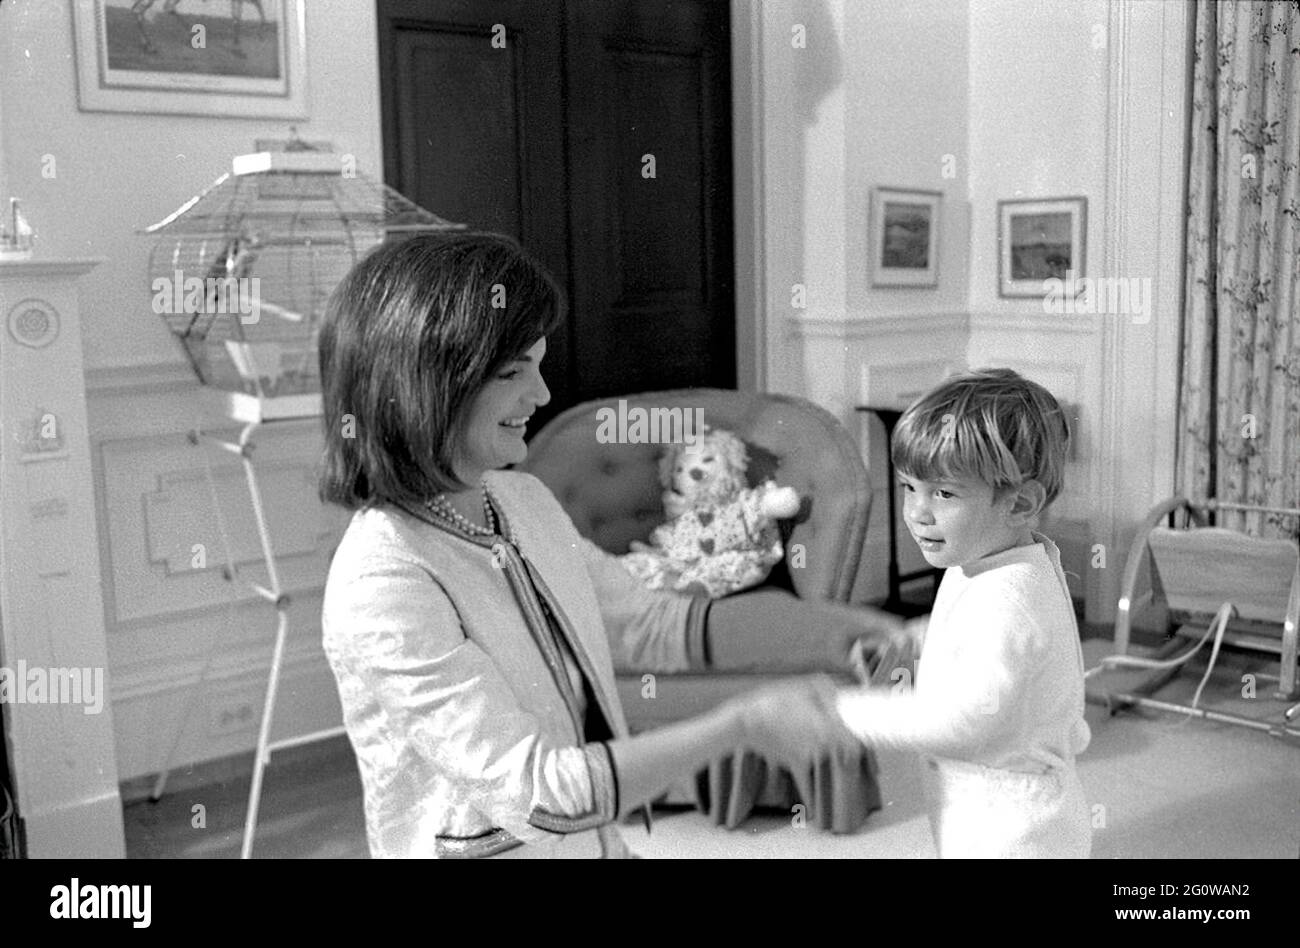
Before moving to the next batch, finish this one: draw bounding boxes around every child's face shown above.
[899,472,1031,569]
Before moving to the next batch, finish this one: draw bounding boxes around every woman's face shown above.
[453,337,551,483]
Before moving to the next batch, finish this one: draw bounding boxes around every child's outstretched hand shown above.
[801,601,909,674]
[850,615,928,687]
[731,675,860,770]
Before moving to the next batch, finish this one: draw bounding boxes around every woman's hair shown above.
[891,367,1071,505]
[318,232,564,509]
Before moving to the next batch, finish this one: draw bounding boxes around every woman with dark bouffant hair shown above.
[318,232,891,858]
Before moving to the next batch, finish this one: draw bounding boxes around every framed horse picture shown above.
[72,0,308,118]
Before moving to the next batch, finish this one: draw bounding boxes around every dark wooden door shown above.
[377,0,575,425]
[377,0,734,426]
[563,0,734,400]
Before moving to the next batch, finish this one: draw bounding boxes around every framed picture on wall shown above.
[72,0,308,118]
[870,188,941,287]
[997,197,1087,297]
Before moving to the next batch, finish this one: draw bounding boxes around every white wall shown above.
[850,0,971,325]
[744,0,1189,611]
[0,0,381,778]
[966,0,1114,600]
[0,0,383,370]
[751,0,970,405]
[0,52,7,203]
[968,0,1111,319]
[740,0,972,601]
[966,0,1188,619]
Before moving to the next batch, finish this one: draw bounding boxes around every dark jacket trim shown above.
[520,559,625,740]
[528,807,607,834]
[435,827,525,859]
[594,741,652,834]
[527,809,609,834]
[588,742,619,820]
[497,544,590,739]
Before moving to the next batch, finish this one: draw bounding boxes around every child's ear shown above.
[1008,480,1047,522]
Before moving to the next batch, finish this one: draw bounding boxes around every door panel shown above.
[378,0,573,425]
[377,0,734,422]
[392,27,526,237]
[564,0,735,399]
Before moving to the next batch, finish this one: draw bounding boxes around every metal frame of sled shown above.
[1088,497,1300,740]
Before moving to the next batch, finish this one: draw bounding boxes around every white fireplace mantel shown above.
[0,257,125,857]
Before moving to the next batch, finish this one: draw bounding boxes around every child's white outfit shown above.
[836,532,1091,858]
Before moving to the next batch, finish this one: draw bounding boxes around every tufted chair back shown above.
[520,389,871,602]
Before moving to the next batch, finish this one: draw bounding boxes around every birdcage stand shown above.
[140,142,467,858]
[153,395,344,859]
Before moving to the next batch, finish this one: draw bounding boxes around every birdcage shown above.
[143,144,465,421]
[139,143,466,857]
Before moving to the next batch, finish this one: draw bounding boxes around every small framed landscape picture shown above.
[72,0,308,119]
[870,188,941,287]
[997,197,1087,298]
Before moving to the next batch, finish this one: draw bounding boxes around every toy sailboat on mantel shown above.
[0,198,35,260]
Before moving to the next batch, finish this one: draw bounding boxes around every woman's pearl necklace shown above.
[427,481,500,538]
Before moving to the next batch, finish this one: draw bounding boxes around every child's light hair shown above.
[892,368,1071,505]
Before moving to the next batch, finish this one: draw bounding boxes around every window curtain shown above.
[1177,0,1300,539]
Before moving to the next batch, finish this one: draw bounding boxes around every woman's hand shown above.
[730,675,861,770]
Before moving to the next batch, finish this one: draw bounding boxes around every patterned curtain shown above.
[1178,0,1300,539]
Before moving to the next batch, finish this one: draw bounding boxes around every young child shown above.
[837,368,1092,858]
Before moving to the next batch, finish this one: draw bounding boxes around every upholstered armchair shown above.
[521,388,881,831]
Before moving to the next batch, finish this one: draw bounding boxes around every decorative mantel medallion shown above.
[7,298,59,348]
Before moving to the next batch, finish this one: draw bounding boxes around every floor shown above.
[122,635,1300,859]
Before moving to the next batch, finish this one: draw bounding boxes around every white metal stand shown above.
[152,401,344,858]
